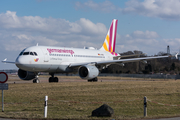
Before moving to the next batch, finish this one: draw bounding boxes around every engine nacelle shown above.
[18,69,36,80]
[78,65,99,79]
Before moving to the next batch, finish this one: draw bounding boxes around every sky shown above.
[1,0,180,70]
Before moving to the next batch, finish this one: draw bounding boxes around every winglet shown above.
[2,58,7,64]
[168,52,179,59]
[2,58,7,62]
[175,52,179,59]
[2,58,15,64]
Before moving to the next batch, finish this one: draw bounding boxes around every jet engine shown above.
[18,69,36,80]
[78,65,99,79]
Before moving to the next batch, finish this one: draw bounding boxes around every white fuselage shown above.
[15,46,116,73]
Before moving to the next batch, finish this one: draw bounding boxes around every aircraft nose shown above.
[15,55,35,71]
[15,56,27,69]
[15,56,22,64]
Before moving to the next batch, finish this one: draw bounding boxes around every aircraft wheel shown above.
[49,77,53,83]
[93,77,98,82]
[33,78,40,83]
[33,79,36,83]
[49,77,58,82]
[88,79,93,82]
[88,78,98,82]
[36,79,40,83]
[54,77,59,82]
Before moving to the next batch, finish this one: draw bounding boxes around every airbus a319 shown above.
[2,19,169,83]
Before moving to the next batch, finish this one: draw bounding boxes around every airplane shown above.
[2,19,170,83]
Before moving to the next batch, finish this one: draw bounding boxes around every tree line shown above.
[101,50,180,75]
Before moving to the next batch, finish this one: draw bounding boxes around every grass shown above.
[0,76,180,119]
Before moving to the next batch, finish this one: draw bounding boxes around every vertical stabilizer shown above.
[100,19,118,55]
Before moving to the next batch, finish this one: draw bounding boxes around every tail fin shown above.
[100,19,118,55]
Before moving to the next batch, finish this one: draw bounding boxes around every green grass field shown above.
[1,77,180,119]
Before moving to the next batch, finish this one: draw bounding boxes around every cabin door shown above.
[41,48,49,62]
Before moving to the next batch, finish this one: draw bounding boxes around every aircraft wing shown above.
[69,55,170,67]
[68,62,94,67]
[2,58,15,64]
[97,55,169,65]
[119,53,146,58]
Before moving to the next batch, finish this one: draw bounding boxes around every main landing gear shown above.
[88,77,98,82]
[49,73,59,83]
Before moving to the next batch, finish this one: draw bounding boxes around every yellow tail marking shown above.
[106,35,110,44]
[103,43,108,51]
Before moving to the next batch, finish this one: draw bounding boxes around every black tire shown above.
[54,77,59,82]
[33,79,36,83]
[93,77,98,82]
[33,78,40,83]
[88,79,93,82]
[88,78,98,82]
[49,77,53,83]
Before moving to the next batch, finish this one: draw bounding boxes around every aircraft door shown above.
[41,48,49,62]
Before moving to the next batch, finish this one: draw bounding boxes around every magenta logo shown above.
[47,48,74,55]
[34,58,39,62]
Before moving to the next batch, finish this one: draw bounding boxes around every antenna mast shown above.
[167,45,170,55]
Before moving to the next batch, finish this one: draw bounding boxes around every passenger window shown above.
[23,52,29,55]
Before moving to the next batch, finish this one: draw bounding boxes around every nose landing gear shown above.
[33,75,40,83]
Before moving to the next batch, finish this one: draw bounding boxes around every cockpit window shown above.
[23,52,30,55]
[34,52,38,56]
[30,52,34,55]
[19,52,23,56]
[19,51,38,56]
